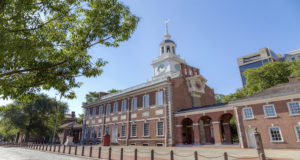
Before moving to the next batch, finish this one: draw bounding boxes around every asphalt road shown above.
[0,147,90,160]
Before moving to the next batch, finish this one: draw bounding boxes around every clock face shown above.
[175,64,181,71]
[157,64,166,73]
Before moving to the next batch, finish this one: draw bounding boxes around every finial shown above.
[164,19,171,40]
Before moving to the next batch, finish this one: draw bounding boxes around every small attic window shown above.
[161,47,164,53]
[166,46,170,53]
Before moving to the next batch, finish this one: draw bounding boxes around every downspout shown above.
[167,84,173,146]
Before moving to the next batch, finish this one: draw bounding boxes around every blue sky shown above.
[1,0,300,115]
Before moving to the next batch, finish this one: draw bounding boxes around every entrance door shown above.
[247,129,257,148]
[111,125,118,143]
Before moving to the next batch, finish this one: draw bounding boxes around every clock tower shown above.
[152,20,186,79]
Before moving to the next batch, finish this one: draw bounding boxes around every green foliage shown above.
[0,0,139,101]
[244,61,292,95]
[215,94,225,104]
[108,89,119,93]
[0,94,68,142]
[84,91,99,104]
[223,61,300,102]
[76,113,84,124]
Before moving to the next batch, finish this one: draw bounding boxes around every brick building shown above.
[82,23,300,148]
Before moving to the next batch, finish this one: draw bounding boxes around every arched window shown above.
[172,46,175,53]
[166,46,170,53]
[161,47,164,54]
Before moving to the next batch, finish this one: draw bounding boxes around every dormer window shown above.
[161,47,164,54]
[166,46,170,53]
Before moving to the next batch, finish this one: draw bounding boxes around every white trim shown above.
[192,123,199,126]
[131,97,138,111]
[294,125,300,142]
[268,126,284,143]
[234,107,244,148]
[156,121,164,136]
[174,105,232,117]
[263,104,277,118]
[131,123,137,137]
[118,138,165,141]
[121,125,126,137]
[212,121,219,124]
[242,107,254,120]
[113,102,119,114]
[143,122,150,137]
[143,94,150,108]
[287,101,300,116]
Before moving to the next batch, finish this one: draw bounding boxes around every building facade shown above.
[237,48,282,86]
[82,23,215,146]
[285,49,300,61]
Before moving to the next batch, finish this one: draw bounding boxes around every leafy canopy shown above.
[0,0,139,101]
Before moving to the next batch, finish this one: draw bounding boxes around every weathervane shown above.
[165,19,170,35]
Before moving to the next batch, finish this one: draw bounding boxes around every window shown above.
[97,127,101,138]
[189,69,193,76]
[99,106,104,117]
[90,127,95,138]
[166,46,170,53]
[157,121,164,136]
[143,94,149,108]
[143,123,150,137]
[84,128,88,139]
[269,127,283,142]
[264,105,277,118]
[131,124,137,137]
[92,107,96,118]
[104,126,109,135]
[142,143,149,146]
[131,98,137,111]
[295,126,300,142]
[288,102,300,115]
[156,143,163,147]
[243,107,254,119]
[86,109,90,119]
[122,100,127,113]
[172,46,175,53]
[114,102,118,114]
[121,125,126,137]
[156,91,163,106]
[106,104,111,115]
[161,47,164,53]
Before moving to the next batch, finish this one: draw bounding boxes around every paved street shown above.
[0,145,299,160]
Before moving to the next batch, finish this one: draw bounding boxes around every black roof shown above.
[160,39,175,45]
[174,103,228,114]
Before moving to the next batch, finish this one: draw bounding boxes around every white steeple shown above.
[164,19,171,40]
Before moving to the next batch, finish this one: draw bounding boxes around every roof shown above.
[230,81,300,104]
[285,49,300,56]
[59,122,82,129]
[174,103,228,114]
[160,39,175,45]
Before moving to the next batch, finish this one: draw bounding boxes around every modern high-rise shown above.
[237,48,282,86]
[285,49,300,61]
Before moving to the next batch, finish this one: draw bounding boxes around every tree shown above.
[0,94,68,143]
[222,88,248,103]
[244,61,292,95]
[83,91,99,104]
[291,59,300,79]
[0,0,139,101]
[215,94,225,104]
[108,89,119,93]
[76,113,84,124]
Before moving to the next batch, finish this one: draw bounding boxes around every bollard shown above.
[46,145,48,151]
[224,152,228,160]
[254,129,266,160]
[151,149,154,160]
[98,147,101,158]
[120,148,123,160]
[49,145,52,151]
[89,146,93,157]
[134,148,137,160]
[194,151,198,160]
[58,145,61,153]
[170,150,174,160]
[63,145,66,153]
[42,145,44,151]
[81,146,85,156]
[68,145,71,154]
[108,147,112,160]
[75,145,77,155]
[54,145,56,152]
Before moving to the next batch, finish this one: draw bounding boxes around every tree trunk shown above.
[15,132,20,143]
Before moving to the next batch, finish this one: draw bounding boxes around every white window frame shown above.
[243,107,254,120]
[263,104,277,118]
[294,125,300,142]
[143,123,150,137]
[143,94,149,108]
[131,124,137,137]
[287,102,300,116]
[156,91,164,106]
[121,125,126,137]
[131,98,137,111]
[99,106,104,117]
[106,104,111,115]
[97,126,101,138]
[268,126,284,142]
[122,100,127,113]
[114,102,118,114]
[156,121,164,136]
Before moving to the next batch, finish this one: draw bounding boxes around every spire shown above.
[164,19,171,40]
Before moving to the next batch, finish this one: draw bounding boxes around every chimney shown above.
[71,111,75,119]
[288,76,298,83]
[99,92,108,99]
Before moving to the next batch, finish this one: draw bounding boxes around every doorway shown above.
[111,125,118,143]
[247,128,257,148]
